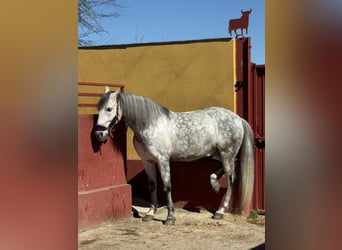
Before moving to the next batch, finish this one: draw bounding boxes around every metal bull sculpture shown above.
[228,9,252,38]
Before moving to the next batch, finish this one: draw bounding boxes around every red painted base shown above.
[78,115,131,230]
[78,184,131,230]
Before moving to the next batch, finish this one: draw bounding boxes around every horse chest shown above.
[133,135,156,161]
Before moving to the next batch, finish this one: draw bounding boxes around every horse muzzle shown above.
[94,125,109,142]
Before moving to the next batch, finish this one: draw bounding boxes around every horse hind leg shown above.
[210,166,224,193]
[213,152,236,220]
[142,160,158,222]
[210,151,227,193]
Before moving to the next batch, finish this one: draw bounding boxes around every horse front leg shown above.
[142,160,158,222]
[157,159,175,225]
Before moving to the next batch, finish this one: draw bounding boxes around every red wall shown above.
[78,115,131,230]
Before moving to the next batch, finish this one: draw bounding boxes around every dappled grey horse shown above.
[95,87,254,225]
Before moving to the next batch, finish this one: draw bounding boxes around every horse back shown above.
[167,107,243,160]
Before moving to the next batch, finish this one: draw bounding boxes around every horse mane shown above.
[120,93,171,131]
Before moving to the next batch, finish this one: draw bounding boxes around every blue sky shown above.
[85,0,265,64]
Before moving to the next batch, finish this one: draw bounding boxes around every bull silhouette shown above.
[228,9,252,38]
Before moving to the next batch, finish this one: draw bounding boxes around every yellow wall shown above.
[78,39,236,159]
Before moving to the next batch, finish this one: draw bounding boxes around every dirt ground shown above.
[78,205,265,250]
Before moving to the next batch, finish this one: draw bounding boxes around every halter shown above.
[108,116,119,138]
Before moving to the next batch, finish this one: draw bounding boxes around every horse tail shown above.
[239,118,255,212]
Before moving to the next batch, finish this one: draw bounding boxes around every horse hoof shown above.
[164,217,176,225]
[213,213,224,220]
[142,215,154,222]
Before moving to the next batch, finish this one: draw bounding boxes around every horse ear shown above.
[104,86,110,93]
[115,88,121,94]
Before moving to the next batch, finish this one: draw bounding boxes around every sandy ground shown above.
[78,205,265,250]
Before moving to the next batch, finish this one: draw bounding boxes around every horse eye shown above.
[106,107,113,112]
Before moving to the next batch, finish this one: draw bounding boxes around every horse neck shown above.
[119,93,136,131]
[119,93,170,133]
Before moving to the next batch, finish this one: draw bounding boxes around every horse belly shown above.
[171,148,217,161]
[170,134,217,161]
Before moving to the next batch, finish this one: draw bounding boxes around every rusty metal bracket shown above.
[234,81,244,92]
[255,134,265,149]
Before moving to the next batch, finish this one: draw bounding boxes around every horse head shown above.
[95,86,122,142]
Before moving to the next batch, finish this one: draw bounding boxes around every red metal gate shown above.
[235,38,265,211]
